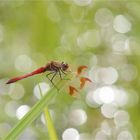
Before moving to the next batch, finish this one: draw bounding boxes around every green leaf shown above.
[38,84,58,140]
[3,76,71,140]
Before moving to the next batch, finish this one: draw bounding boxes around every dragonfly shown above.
[6,61,69,85]
[6,61,92,96]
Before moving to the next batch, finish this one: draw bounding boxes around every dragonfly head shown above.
[61,62,69,71]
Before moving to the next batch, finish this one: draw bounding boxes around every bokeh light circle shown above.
[95,8,114,27]
[16,105,30,120]
[8,83,25,100]
[101,103,118,118]
[15,54,33,73]
[114,110,129,127]
[117,130,133,140]
[62,128,79,140]
[99,86,115,104]
[113,15,131,33]
[68,109,87,126]
[33,82,50,99]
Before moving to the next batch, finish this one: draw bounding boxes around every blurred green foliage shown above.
[0,0,140,140]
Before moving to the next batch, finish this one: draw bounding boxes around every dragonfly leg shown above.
[50,72,57,82]
[46,72,54,84]
[60,69,67,75]
[46,72,59,91]
[50,72,59,91]
[46,72,55,79]
[59,69,70,81]
[58,70,63,80]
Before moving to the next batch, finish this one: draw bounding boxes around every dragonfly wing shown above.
[69,86,78,96]
[77,65,88,76]
[80,77,92,89]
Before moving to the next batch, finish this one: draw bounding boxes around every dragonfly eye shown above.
[62,63,69,71]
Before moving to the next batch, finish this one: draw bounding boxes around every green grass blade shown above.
[3,77,70,140]
[44,108,58,140]
[38,84,58,140]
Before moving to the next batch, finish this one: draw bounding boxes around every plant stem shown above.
[38,84,58,140]
[3,75,71,140]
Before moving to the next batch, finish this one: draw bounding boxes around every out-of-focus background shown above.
[0,0,140,140]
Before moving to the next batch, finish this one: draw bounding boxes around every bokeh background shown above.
[0,0,140,140]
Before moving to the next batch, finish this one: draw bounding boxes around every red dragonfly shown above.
[6,61,91,95]
[6,61,68,85]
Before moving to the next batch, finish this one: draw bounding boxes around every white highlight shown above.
[15,54,32,73]
[95,8,114,27]
[114,110,129,127]
[111,34,129,53]
[9,83,24,100]
[101,103,118,118]
[117,130,133,140]
[94,67,118,85]
[114,88,128,107]
[16,105,30,120]
[62,128,79,140]
[101,120,111,135]
[79,133,91,140]
[99,86,115,104]
[113,15,131,33]
[86,90,101,108]
[34,82,50,99]
[93,88,103,105]
[95,130,108,140]
[68,109,87,126]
